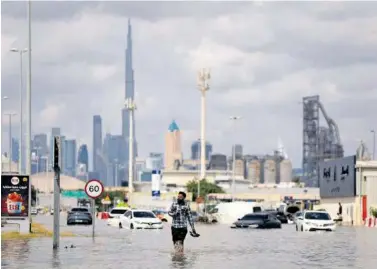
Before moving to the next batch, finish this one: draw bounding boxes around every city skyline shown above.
[2,1,377,168]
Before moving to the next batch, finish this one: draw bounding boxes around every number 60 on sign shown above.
[85,180,104,199]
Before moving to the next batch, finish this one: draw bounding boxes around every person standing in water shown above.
[168,191,196,252]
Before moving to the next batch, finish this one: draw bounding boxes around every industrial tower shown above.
[302,95,344,187]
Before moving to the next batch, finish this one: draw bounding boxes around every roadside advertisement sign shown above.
[319,155,356,198]
[1,175,30,218]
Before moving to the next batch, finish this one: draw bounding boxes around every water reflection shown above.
[1,221,377,269]
[51,249,60,269]
[1,239,31,267]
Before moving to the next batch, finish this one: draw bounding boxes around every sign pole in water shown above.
[84,179,104,238]
[53,136,61,249]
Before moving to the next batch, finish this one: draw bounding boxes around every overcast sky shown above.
[2,1,377,169]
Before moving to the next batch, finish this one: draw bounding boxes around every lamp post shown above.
[229,116,242,202]
[10,48,28,174]
[371,130,376,160]
[125,98,136,193]
[197,69,210,191]
[26,0,32,176]
[4,113,17,172]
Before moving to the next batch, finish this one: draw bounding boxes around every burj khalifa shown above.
[122,19,137,166]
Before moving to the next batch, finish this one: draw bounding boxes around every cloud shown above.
[2,1,377,169]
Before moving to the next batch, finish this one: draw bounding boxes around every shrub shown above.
[370,207,377,218]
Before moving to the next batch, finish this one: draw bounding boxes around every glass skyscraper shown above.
[191,139,213,161]
[64,139,77,177]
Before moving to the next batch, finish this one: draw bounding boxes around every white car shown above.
[107,207,129,227]
[119,209,163,229]
[296,210,336,232]
[293,211,303,224]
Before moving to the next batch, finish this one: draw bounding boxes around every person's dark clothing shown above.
[171,227,188,245]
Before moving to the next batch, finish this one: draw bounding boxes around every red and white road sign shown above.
[84,179,104,199]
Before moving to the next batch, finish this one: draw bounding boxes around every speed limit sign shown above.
[85,179,104,199]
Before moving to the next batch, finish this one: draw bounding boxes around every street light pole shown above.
[371,130,376,160]
[229,116,242,202]
[5,113,17,172]
[26,0,32,176]
[125,98,136,193]
[10,48,28,174]
[197,69,210,189]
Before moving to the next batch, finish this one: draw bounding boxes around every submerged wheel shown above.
[296,225,298,231]
[119,222,122,229]
[130,223,134,229]
[301,226,303,232]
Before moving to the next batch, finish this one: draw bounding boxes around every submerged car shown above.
[107,207,130,227]
[265,210,288,224]
[67,210,92,225]
[296,210,336,232]
[119,209,163,229]
[231,213,281,229]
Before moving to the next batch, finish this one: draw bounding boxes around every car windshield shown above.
[133,211,155,218]
[305,212,331,220]
[71,208,89,212]
[110,209,128,215]
[241,214,267,220]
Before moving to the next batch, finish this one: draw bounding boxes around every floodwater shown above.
[2,215,377,269]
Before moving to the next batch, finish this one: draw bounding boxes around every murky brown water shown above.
[2,216,377,269]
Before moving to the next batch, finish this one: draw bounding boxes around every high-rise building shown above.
[146,153,163,170]
[77,144,89,172]
[32,133,48,155]
[165,120,183,170]
[11,138,19,163]
[93,115,102,173]
[191,139,213,161]
[232,144,243,158]
[60,135,66,172]
[121,19,137,167]
[64,139,77,177]
[102,134,128,186]
[209,154,227,170]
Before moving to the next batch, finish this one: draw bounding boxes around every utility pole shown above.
[53,136,61,249]
[125,98,136,193]
[26,0,32,233]
[197,69,210,192]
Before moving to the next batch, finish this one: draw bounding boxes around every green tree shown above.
[186,179,224,201]
[292,176,300,184]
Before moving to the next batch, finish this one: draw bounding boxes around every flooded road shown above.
[2,216,377,269]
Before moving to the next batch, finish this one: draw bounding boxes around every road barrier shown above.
[364,217,377,227]
[97,212,109,219]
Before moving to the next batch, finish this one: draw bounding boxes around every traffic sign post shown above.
[84,179,104,238]
[53,136,61,249]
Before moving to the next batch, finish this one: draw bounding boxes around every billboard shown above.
[1,175,30,218]
[319,155,356,198]
[151,170,161,199]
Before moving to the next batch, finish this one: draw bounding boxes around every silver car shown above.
[293,211,303,224]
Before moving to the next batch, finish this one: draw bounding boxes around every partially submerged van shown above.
[209,202,264,224]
